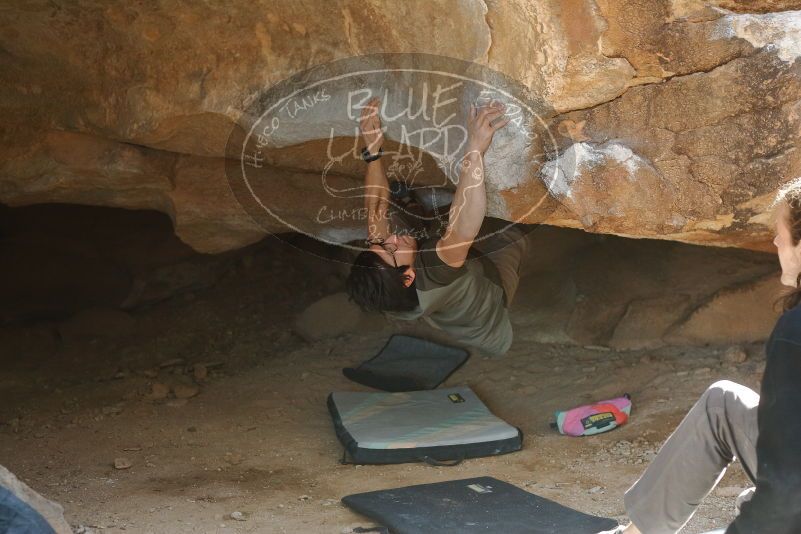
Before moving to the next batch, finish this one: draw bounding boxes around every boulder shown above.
[609,294,693,350]
[665,273,784,345]
[510,227,778,348]
[723,345,750,363]
[293,292,385,341]
[1,3,800,252]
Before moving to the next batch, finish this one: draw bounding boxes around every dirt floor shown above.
[0,227,768,534]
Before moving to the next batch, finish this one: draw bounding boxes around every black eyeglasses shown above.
[367,238,399,268]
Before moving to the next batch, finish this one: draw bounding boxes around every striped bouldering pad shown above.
[328,387,522,464]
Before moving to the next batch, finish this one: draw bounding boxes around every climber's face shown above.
[369,233,418,287]
[774,201,801,287]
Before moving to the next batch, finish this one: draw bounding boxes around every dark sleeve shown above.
[725,334,801,534]
[414,237,468,289]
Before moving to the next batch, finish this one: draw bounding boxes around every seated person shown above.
[605,178,801,534]
[346,95,529,356]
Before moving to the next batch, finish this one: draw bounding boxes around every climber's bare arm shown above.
[437,101,509,268]
[360,97,390,242]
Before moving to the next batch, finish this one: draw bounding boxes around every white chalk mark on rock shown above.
[714,11,801,64]
[540,141,647,199]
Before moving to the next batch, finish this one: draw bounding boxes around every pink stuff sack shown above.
[553,394,632,437]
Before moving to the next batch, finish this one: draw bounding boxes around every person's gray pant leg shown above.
[623,380,759,534]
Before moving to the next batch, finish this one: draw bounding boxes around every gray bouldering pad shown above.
[328,387,521,464]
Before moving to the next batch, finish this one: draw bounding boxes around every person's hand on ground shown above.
[466,99,510,156]
[359,96,384,154]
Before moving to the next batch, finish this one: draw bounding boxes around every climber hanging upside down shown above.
[345,95,530,356]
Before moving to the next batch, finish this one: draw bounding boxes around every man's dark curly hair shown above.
[346,250,419,312]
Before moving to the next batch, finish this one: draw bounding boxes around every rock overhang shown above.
[0,2,799,253]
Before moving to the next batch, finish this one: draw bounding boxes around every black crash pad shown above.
[342,476,618,534]
[343,334,469,392]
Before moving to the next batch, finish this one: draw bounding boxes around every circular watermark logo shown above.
[225,53,559,261]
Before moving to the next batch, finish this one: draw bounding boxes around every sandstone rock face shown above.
[1,2,801,252]
[664,273,784,345]
[513,226,780,348]
[293,292,386,341]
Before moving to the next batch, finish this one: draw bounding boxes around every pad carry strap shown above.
[421,455,463,467]
[341,448,463,467]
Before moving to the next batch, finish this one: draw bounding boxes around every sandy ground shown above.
[0,236,765,534]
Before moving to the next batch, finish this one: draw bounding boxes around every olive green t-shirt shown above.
[386,235,512,356]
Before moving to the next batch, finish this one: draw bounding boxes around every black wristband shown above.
[361,146,383,162]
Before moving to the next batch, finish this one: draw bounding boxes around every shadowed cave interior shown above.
[0,202,779,533]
